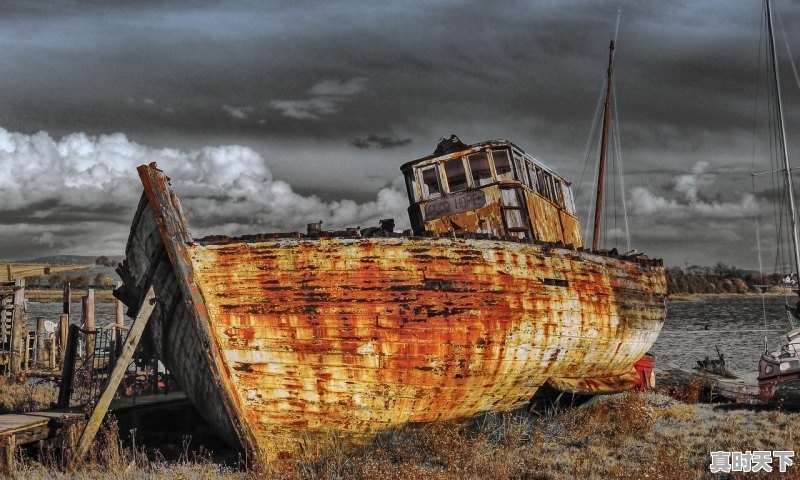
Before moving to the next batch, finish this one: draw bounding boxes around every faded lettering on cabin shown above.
[424,191,487,221]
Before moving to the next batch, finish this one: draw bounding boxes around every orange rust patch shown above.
[186,237,665,459]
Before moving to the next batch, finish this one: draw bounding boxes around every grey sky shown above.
[1,0,800,270]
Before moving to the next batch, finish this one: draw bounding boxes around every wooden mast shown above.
[766,0,800,283]
[592,40,615,251]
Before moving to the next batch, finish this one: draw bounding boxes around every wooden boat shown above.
[114,40,666,462]
[115,139,665,461]
[759,328,800,410]
[755,0,800,411]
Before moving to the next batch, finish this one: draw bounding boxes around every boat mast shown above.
[592,40,616,251]
[766,0,800,284]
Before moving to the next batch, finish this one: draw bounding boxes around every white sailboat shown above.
[756,0,800,410]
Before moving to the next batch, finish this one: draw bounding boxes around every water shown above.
[23,296,800,377]
[652,296,798,375]
[24,301,118,329]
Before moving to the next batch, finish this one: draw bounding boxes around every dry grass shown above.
[0,380,57,414]
[5,390,800,479]
[0,264,88,281]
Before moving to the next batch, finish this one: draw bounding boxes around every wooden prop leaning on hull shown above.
[117,163,666,463]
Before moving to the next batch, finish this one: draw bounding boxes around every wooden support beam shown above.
[12,279,24,308]
[58,314,69,363]
[82,290,95,369]
[0,434,15,475]
[9,306,24,378]
[57,324,80,408]
[114,281,124,352]
[62,283,71,317]
[72,285,156,465]
[35,317,44,368]
[5,265,11,282]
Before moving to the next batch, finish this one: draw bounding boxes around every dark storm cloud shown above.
[350,135,412,149]
[1,0,800,266]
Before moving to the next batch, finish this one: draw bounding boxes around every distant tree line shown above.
[666,262,788,295]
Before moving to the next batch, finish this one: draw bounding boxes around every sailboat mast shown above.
[592,40,616,251]
[766,0,800,282]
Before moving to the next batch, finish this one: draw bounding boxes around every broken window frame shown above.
[525,159,539,192]
[553,179,565,208]
[467,151,493,187]
[443,156,470,193]
[561,182,576,214]
[512,152,528,187]
[419,164,443,199]
[491,148,515,182]
[405,171,422,203]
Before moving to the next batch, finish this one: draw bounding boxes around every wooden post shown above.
[35,317,45,368]
[73,285,156,464]
[62,283,71,317]
[12,278,24,308]
[9,305,24,378]
[1,434,15,475]
[58,313,69,363]
[114,281,124,351]
[49,336,56,370]
[22,332,30,371]
[82,289,95,369]
[57,324,80,408]
[5,265,11,282]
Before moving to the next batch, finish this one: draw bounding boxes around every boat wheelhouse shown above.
[401,136,581,246]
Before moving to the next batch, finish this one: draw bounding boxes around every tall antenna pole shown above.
[766,0,800,283]
[592,40,615,251]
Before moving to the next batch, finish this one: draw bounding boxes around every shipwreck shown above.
[111,132,667,462]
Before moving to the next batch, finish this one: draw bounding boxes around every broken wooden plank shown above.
[72,285,156,465]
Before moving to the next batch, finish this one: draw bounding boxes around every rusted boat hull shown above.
[117,165,666,462]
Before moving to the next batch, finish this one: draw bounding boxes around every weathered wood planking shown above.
[121,164,667,462]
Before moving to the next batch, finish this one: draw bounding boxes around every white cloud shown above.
[269,97,339,120]
[222,105,254,120]
[629,161,755,219]
[0,127,409,257]
[308,77,368,96]
[270,77,368,120]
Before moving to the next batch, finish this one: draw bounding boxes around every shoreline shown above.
[667,291,792,302]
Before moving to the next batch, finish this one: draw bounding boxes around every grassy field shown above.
[0,263,89,281]
[2,380,798,479]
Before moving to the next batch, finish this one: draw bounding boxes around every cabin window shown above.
[405,171,421,203]
[492,149,514,181]
[513,154,527,187]
[468,152,493,186]
[536,167,554,201]
[554,179,565,207]
[765,364,774,374]
[444,157,469,192]
[561,183,576,214]
[420,165,442,198]
[526,160,539,191]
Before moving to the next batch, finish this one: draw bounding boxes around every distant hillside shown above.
[27,255,123,265]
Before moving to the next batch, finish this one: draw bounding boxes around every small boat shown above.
[114,42,666,462]
[695,346,735,379]
[759,328,800,409]
[755,0,800,411]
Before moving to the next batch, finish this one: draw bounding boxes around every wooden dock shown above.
[0,391,187,469]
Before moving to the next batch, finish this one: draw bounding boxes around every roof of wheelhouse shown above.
[399,135,561,179]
